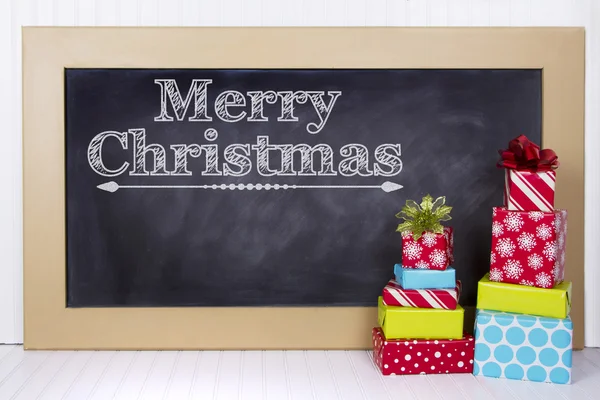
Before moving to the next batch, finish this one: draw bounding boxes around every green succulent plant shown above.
[395,194,452,240]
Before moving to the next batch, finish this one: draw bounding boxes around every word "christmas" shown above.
[87,78,404,178]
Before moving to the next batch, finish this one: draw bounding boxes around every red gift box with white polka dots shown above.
[372,327,474,376]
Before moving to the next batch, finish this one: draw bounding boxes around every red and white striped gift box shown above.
[382,279,461,310]
[504,169,556,212]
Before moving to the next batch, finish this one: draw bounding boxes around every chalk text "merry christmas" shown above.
[86,78,404,178]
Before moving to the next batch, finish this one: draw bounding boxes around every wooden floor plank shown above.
[0,345,595,399]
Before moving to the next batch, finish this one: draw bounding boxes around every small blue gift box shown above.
[394,263,456,290]
[473,309,572,384]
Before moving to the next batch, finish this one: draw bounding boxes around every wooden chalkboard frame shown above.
[22,27,585,350]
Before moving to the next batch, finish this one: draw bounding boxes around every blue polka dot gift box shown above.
[473,309,572,384]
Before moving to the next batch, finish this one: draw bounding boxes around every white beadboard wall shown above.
[1,0,598,346]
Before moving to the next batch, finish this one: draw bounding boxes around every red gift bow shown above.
[497,134,559,171]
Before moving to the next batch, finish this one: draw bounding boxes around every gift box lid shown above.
[394,263,456,289]
[477,273,571,319]
[372,326,474,356]
[475,309,573,330]
[373,326,473,345]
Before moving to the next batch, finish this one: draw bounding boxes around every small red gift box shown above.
[401,227,453,270]
[504,169,556,212]
[382,279,461,310]
[490,207,567,288]
[498,135,559,212]
[372,327,474,376]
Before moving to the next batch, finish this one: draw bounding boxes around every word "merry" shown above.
[153,79,341,135]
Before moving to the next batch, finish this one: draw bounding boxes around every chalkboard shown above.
[65,69,541,307]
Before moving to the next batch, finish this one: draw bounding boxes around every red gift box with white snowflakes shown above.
[382,279,461,309]
[490,207,567,288]
[401,227,453,270]
[372,327,474,376]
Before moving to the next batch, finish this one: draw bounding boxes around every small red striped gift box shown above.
[382,279,461,310]
[504,169,556,212]
[497,134,559,212]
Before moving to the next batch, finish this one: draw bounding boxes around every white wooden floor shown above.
[0,345,599,399]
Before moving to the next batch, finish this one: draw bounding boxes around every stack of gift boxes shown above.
[473,135,573,385]
[372,195,475,376]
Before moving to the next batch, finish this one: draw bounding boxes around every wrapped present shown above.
[497,134,559,212]
[401,227,454,270]
[377,297,464,340]
[382,279,461,310]
[396,194,453,270]
[394,263,456,290]
[504,170,556,212]
[473,309,572,384]
[372,327,474,376]
[490,207,567,288]
[477,274,571,319]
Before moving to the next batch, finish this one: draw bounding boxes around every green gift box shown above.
[378,297,464,339]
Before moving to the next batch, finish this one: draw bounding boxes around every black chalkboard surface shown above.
[65,69,541,307]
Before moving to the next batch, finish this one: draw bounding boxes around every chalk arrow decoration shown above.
[97,181,120,193]
[380,181,404,193]
[97,181,403,193]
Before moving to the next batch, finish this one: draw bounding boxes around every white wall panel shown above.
[118,0,139,26]
[0,0,15,344]
[584,0,600,348]
[54,0,75,26]
[489,0,511,25]
[510,0,531,25]
[345,0,366,26]
[220,0,243,26]
[241,0,262,26]
[470,0,491,26]
[406,0,427,26]
[365,0,386,26]
[447,0,473,26]
[1,0,598,346]
[76,0,95,26]
[303,0,326,26]
[385,0,405,26]
[98,0,120,26]
[325,0,345,26]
